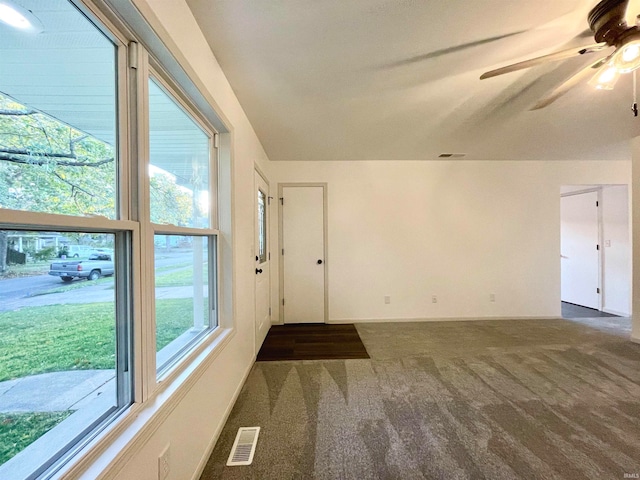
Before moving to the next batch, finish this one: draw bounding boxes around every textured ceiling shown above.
[185,0,640,161]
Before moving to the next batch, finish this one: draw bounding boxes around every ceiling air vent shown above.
[438,153,466,158]
[227,427,260,466]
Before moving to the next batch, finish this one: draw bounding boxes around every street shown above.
[0,249,196,312]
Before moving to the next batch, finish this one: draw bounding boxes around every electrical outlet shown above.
[384,295,391,304]
[432,295,437,304]
[158,444,170,480]
[489,293,496,303]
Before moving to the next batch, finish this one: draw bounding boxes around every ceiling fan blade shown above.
[530,55,613,110]
[624,0,640,27]
[480,43,608,80]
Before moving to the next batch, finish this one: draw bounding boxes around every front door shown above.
[255,170,271,350]
[281,185,326,324]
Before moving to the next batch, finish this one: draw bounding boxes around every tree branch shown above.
[0,109,37,116]
[0,151,113,167]
[53,171,95,197]
[69,134,88,156]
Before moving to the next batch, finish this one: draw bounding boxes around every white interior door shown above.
[255,171,271,350]
[282,185,325,324]
[561,192,600,309]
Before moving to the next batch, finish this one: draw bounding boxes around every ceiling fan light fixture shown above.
[588,65,620,90]
[612,39,640,73]
[0,1,43,33]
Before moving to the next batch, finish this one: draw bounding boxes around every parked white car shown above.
[66,245,93,258]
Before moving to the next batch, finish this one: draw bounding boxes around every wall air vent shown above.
[227,427,260,466]
[438,153,466,158]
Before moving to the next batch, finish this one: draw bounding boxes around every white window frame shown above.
[140,65,221,385]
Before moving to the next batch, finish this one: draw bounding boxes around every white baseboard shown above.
[191,357,255,480]
[632,335,640,345]
[327,316,561,324]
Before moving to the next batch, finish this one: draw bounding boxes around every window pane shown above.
[0,230,121,473]
[258,188,267,263]
[155,235,215,373]
[0,2,117,218]
[149,79,210,228]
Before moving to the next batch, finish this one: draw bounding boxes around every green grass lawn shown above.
[0,298,197,466]
[154,263,208,287]
[0,303,116,382]
[155,298,200,350]
[0,411,72,466]
[0,298,194,382]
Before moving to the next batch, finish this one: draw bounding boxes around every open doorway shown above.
[560,185,631,319]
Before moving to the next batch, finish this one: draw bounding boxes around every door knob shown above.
[317,259,323,265]
[255,268,263,274]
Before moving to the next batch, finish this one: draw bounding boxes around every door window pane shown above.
[0,2,117,218]
[257,188,267,263]
[149,79,210,228]
[155,235,215,373]
[0,230,122,473]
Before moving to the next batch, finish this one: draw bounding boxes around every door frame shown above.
[278,182,329,324]
[560,187,603,311]
[254,165,271,352]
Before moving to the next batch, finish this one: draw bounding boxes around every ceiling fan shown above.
[480,0,640,109]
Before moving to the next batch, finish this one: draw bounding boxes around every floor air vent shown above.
[226,427,260,466]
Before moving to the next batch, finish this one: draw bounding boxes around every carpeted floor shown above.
[256,323,370,361]
[200,319,640,480]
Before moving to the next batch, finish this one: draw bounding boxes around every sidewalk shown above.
[1,285,196,312]
[0,370,115,413]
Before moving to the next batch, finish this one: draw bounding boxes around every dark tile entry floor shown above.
[562,301,619,319]
[256,323,370,361]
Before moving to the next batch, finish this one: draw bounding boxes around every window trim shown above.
[142,65,221,383]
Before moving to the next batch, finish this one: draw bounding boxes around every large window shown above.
[0,0,222,477]
[0,230,130,476]
[0,2,117,219]
[148,76,218,376]
[0,1,133,477]
[154,234,216,373]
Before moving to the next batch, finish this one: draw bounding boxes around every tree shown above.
[149,171,193,226]
[0,92,197,273]
[0,94,116,217]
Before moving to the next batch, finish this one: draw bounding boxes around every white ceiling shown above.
[185,0,640,161]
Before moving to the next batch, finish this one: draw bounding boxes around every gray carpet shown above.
[200,319,640,479]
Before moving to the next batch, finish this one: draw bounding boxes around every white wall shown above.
[270,160,630,322]
[75,0,272,479]
[602,185,631,316]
